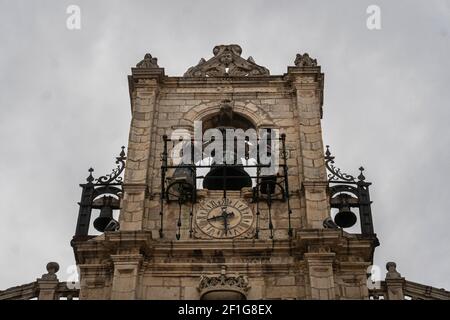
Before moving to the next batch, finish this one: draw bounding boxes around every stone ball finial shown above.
[221,265,227,276]
[46,262,60,275]
[386,261,402,279]
[40,262,60,281]
[386,262,396,271]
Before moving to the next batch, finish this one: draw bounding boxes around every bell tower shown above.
[71,45,379,300]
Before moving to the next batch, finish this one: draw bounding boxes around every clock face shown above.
[195,198,254,239]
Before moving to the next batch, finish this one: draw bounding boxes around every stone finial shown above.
[40,262,60,281]
[386,262,402,279]
[221,265,227,276]
[184,44,269,77]
[294,53,318,67]
[136,53,159,68]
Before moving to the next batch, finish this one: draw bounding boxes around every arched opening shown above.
[198,101,257,191]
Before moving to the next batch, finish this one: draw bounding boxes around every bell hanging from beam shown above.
[259,175,277,195]
[93,196,116,232]
[334,205,357,228]
[203,164,252,190]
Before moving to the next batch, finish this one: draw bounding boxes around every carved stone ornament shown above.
[294,53,318,67]
[386,262,402,279]
[136,53,159,68]
[184,44,269,77]
[198,267,250,300]
[39,262,60,281]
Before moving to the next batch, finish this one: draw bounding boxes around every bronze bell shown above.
[334,205,357,228]
[93,196,115,232]
[260,175,277,195]
[203,164,252,190]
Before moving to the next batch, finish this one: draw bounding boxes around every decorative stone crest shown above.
[184,44,269,77]
[294,53,318,67]
[136,53,159,68]
[198,266,250,300]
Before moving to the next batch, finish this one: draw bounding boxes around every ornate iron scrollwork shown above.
[325,145,376,236]
[325,145,356,182]
[159,131,293,241]
[95,146,126,185]
[73,147,126,239]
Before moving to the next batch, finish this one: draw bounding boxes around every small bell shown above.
[334,205,357,228]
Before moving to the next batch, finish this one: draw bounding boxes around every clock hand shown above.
[223,216,228,234]
[207,215,223,221]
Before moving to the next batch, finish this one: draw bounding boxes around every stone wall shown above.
[122,65,327,239]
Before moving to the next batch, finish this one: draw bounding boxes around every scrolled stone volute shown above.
[136,53,159,68]
[294,53,318,67]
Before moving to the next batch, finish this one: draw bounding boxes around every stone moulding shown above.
[184,44,270,77]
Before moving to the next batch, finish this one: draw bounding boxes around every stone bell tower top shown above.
[128,44,323,115]
[0,45,448,301]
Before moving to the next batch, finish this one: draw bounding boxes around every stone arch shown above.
[183,101,276,129]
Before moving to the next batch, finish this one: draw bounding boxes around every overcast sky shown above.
[1,0,449,292]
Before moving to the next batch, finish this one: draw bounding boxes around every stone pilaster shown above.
[337,262,371,299]
[288,65,329,228]
[303,181,329,229]
[121,68,164,230]
[111,254,143,300]
[305,252,336,300]
[37,279,59,300]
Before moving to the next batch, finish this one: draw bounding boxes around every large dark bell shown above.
[93,197,114,232]
[334,205,357,228]
[203,165,252,190]
[260,175,277,194]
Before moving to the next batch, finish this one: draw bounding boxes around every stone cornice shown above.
[286,66,324,112]
[73,229,378,266]
[122,183,147,194]
[296,229,378,262]
[128,68,165,105]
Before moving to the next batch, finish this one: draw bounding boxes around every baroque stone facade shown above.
[1,45,449,300]
[57,45,450,300]
[73,45,370,300]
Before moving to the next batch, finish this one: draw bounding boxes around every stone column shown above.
[305,252,336,300]
[120,67,164,230]
[111,254,143,300]
[384,262,405,300]
[287,61,329,228]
